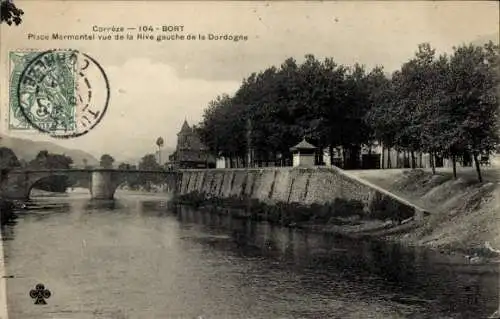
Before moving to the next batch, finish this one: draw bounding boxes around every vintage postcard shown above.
[0,1,499,318]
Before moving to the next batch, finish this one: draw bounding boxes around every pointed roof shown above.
[179,119,191,133]
[290,138,317,151]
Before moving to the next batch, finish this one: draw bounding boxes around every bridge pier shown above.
[90,171,116,200]
[3,169,179,200]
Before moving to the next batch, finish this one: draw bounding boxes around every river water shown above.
[1,191,498,319]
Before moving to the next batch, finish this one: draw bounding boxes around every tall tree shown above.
[339,63,372,168]
[409,43,438,170]
[156,137,164,165]
[364,67,395,168]
[447,42,499,182]
[139,154,161,170]
[138,154,162,186]
[99,154,115,169]
[423,53,464,178]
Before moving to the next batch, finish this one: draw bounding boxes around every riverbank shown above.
[171,193,419,239]
[173,167,500,262]
[352,168,500,254]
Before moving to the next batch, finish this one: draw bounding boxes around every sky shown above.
[0,1,498,162]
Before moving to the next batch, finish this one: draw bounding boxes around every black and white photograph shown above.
[0,1,499,318]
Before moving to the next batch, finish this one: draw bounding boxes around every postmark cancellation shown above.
[8,49,109,138]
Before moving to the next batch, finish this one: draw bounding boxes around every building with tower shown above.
[168,120,216,169]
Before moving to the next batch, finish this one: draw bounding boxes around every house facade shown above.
[168,120,215,169]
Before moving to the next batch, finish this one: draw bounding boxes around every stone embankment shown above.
[174,166,500,258]
[175,167,429,236]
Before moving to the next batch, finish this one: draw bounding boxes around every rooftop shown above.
[178,120,191,134]
[290,138,317,151]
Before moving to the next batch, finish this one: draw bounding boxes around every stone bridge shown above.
[0,169,181,200]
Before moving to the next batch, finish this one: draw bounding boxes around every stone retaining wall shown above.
[178,167,429,221]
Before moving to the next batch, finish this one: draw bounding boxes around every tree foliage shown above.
[28,150,73,169]
[99,154,115,169]
[155,136,164,164]
[118,162,133,170]
[196,41,499,181]
[156,137,164,148]
[0,0,24,25]
[25,150,74,192]
[0,147,20,169]
[139,154,161,171]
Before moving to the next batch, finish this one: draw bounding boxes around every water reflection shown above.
[0,195,498,319]
[174,205,499,318]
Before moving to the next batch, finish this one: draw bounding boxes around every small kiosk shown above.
[290,138,317,167]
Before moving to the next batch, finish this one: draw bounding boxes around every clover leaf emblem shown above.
[29,283,51,305]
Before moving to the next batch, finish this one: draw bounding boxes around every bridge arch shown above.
[1,169,180,200]
[28,174,89,198]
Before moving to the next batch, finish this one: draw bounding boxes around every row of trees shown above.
[98,135,165,171]
[196,41,499,181]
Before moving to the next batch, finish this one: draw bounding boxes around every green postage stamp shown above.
[8,49,110,138]
[9,50,77,132]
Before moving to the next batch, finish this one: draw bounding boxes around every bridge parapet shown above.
[0,169,181,200]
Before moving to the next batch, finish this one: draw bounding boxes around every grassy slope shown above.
[351,167,500,253]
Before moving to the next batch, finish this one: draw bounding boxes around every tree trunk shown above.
[452,153,457,179]
[411,151,415,169]
[381,145,385,169]
[342,147,347,169]
[387,147,392,169]
[473,152,483,183]
[352,146,361,169]
[329,145,334,166]
[419,153,423,168]
[431,151,436,175]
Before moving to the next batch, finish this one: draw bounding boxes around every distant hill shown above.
[0,135,99,166]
